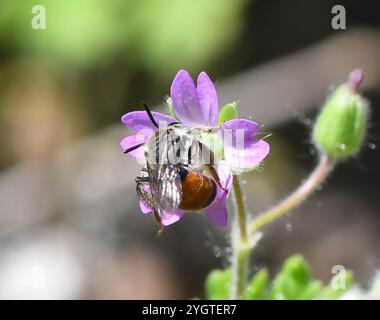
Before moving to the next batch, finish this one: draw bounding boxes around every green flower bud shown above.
[313,69,368,159]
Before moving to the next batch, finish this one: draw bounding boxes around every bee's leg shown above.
[153,210,164,238]
[136,176,150,184]
[197,141,226,193]
[135,176,155,208]
[135,170,150,190]
[136,176,164,237]
[204,164,228,193]
[135,176,149,197]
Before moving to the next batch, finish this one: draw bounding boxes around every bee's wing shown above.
[146,158,183,213]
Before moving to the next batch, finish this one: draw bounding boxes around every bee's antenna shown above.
[142,101,159,128]
[123,142,145,154]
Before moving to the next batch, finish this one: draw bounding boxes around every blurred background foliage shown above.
[1,0,247,72]
[0,0,379,299]
[0,0,248,168]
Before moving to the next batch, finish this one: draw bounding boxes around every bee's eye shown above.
[176,147,181,158]
[177,167,188,181]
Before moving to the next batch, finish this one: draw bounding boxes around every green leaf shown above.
[205,268,231,300]
[203,254,357,300]
[244,268,269,300]
[299,280,323,300]
[218,102,238,125]
[282,254,310,285]
[269,254,321,300]
[319,270,354,299]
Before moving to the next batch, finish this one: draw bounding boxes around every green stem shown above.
[234,175,248,242]
[248,155,335,235]
[230,175,250,300]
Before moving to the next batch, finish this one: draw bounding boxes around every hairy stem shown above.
[230,175,250,299]
[248,155,335,235]
[234,175,248,242]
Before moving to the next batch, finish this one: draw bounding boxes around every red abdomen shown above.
[178,171,217,211]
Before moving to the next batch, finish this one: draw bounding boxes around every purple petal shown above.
[121,111,175,132]
[138,200,184,225]
[139,184,153,214]
[215,162,233,192]
[205,163,232,227]
[221,119,260,149]
[138,184,184,225]
[224,139,270,170]
[139,204,184,226]
[206,206,228,227]
[221,119,269,170]
[120,134,148,162]
[197,72,219,127]
[170,70,208,126]
[348,69,363,93]
[160,210,185,226]
[139,200,153,214]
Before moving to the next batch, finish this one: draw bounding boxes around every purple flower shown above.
[120,70,270,227]
[169,70,270,171]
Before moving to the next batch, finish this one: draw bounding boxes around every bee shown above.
[124,102,226,235]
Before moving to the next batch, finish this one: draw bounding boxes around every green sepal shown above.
[218,102,238,125]
[166,97,177,118]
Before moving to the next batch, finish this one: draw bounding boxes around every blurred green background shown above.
[0,0,379,299]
